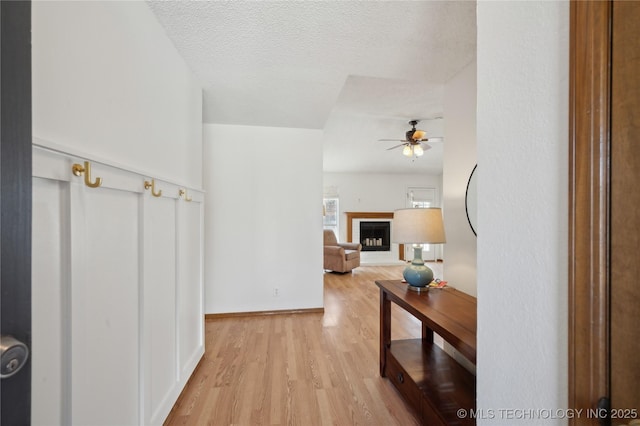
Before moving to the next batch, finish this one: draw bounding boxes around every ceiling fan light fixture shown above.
[412,130,426,140]
[381,119,443,159]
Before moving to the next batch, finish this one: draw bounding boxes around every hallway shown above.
[165,265,445,425]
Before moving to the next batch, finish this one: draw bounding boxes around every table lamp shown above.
[392,208,446,290]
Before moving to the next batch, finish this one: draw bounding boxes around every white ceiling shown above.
[147,1,476,174]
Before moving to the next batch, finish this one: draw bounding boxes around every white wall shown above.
[477,2,569,424]
[32,1,203,188]
[323,172,442,242]
[31,2,204,424]
[204,124,324,314]
[443,60,477,297]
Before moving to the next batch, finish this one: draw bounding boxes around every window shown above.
[323,198,339,234]
[412,200,431,209]
[406,187,437,208]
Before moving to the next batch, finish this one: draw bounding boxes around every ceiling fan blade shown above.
[386,143,407,150]
[418,137,444,142]
[378,139,406,142]
[418,142,433,151]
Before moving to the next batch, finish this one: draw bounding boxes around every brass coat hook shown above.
[178,188,192,202]
[144,179,162,197]
[71,161,102,188]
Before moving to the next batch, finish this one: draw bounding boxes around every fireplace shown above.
[359,221,391,252]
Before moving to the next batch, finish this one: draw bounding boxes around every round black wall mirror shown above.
[465,165,477,236]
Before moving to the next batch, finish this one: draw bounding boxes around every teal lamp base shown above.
[403,245,434,290]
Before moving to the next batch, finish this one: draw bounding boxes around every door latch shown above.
[597,396,611,426]
[0,335,29,379]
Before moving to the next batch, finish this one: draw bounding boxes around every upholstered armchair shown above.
[323,229,362,273]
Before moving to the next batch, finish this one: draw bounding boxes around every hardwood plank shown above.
[165,265,447,425]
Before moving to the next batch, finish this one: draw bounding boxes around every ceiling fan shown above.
[379,119,443,157]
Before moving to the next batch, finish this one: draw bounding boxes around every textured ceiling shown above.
[147,1,476,173]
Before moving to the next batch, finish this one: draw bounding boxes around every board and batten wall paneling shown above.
[142,194,177,425]
[31,1,203,422]
[70,184,141,425]
[177,199,205,379]
[31,146,204,426]
[32,178,69,425]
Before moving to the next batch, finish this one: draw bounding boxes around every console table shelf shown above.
[376,280,477,426]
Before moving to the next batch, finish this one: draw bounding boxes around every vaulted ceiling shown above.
[147,1,476,174]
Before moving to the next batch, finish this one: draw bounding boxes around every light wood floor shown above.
[164,263,444,426]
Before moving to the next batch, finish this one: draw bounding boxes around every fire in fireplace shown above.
[359,221,391,252]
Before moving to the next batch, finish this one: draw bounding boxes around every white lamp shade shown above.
[392,208,446,244]
[402,145,413,157]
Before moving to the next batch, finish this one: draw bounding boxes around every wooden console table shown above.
[376,280,476,425]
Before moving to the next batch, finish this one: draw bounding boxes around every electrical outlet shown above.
[273,287,279,297]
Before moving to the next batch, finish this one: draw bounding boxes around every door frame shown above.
[568,0,611,422]
[0,1,33,423]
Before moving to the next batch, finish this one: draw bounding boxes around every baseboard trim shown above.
[205,307,324,320]
[163,352,205,423]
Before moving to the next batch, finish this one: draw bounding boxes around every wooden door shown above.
[569,1,640,424]
[610,0,640,417]
[0,2,32,424]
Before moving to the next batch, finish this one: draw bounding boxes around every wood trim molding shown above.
[568,1,611,421]
[205,307,324,320]
[345,212,394,243]
[344,212,405,261]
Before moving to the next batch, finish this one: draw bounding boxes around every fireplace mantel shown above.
[345,212,394,242]
[345,212,405,260]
